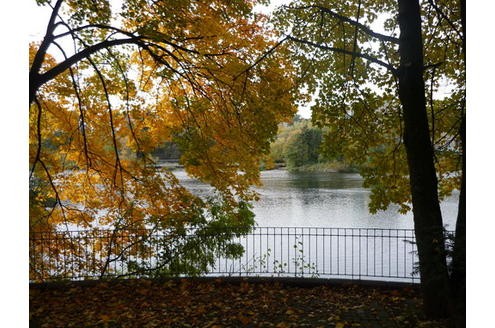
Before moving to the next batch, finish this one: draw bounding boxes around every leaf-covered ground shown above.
[30,278,448,328]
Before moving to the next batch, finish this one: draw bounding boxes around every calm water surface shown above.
[175,169,458,230]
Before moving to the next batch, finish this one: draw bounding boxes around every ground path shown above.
[30,278,448,327]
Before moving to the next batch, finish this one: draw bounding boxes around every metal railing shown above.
[30,227,423,283]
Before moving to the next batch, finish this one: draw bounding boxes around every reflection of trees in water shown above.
[286,172,363,190]
[176,169,457,229]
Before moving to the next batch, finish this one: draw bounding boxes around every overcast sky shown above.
[27,0,312,118]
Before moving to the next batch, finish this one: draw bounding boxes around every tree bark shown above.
[396,0,451,319]
[450,0,466,325]
[451,113,465,326]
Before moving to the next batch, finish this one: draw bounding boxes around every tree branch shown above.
[31,37,141,102]
[29,0,64,104]
[30,0,64,78]
[286,35,398,75]
[30,97,43,179]
[85,56,124,188]
[349,0,362,79]
[285,4,400,44]
[233,37,287,80]
[426,0,463,42]
[51,40,92,169]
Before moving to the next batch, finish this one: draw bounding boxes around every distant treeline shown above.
[152,116,353,172]
[152,142,181,162]
[264,115,354,172]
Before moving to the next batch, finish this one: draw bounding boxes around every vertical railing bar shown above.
[121,232,125,276]
[245,228,249,272]
[395,231,400,276]
[308,228,311,277]
[40,233,44,280]
[252,229,255,274]
[280,227,283,274]
[381,229,384,277]
[293,227,296,277]
[373,229,376,277]
[59,233,63,279]
[359,229,362,279]
[323,228,326,276]
[344,228,347,276]
[75,231,79,279]
[272,227,275,274]
[411,230,415,282]
[287,227,290,275]
[238,233,242,276]
[329,228,332,274]
[351,228,354,278]
[389,229,391,277]
[64,233,69,279]
[266,227,269,273]
[337,228,340,275]
[404,230,407,279]
[316,228,319,276]
[69,232,73,278]
[258,228,262,272]
[345,228,348,277]
[366,229,370,276]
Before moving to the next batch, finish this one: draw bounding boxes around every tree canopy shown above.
[29,0,466,321]
[275,0,464,214]
[29,0,296,247]
[274,0,465,320]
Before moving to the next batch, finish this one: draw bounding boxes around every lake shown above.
[173,169,458,281]
[42,168,458,281]
[174,169,459,230]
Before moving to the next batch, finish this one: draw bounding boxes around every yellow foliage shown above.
[29,0,297,232]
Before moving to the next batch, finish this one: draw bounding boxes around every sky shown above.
[25,0,312,118]
[4,1,495,326]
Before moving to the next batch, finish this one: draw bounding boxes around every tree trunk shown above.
[450,0,466,325]
[396,0,451,319]
[450,114,465,326]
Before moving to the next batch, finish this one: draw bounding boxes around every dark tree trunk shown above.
[450,0,466,325]
[450,114,465,326]
[396,0,451,319]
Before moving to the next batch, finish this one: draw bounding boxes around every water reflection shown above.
[174,169,458,230]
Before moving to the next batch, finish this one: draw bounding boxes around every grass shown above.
[287,162,357,173]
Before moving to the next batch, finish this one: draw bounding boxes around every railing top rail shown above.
[29,226,455,235]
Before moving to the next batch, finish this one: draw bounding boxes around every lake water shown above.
[174,169,459,230]
[44,168,457,281]
[174,169,457,281]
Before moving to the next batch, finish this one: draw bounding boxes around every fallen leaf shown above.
[286,309,295,315]
[238,314,251,325]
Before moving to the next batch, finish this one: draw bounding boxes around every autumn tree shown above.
[29,0,297,277]
[275,0,465,321]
